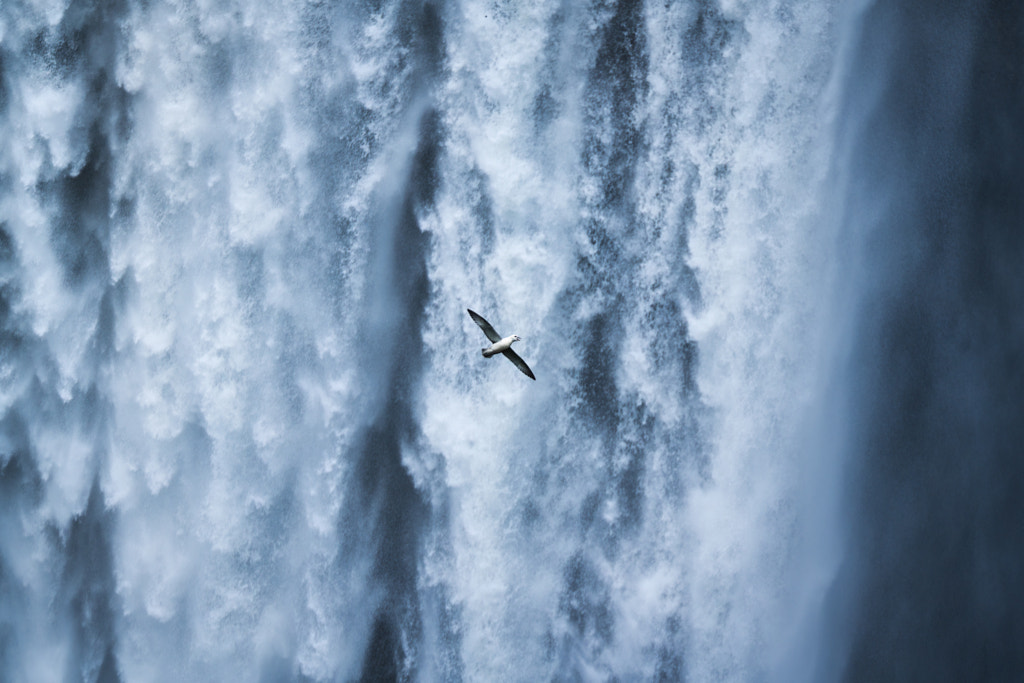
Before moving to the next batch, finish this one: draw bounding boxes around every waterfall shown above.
[1,1,1021,681]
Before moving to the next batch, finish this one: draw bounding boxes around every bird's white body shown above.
[482,335,519,357]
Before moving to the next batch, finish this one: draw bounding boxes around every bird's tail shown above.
[482,348,495,358]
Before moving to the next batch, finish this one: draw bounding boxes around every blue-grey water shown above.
[1,1,1021,681]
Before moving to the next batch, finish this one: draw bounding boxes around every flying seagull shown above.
[467,309,536,380]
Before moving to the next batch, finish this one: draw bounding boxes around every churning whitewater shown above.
[3,0,1023,681]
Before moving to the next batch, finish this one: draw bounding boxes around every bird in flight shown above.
[467,309,536,380]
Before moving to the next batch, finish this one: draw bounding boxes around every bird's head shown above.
[512,335,522,343]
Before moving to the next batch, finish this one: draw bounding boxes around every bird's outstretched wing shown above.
[502,349,536,380]
[467,309,501,343]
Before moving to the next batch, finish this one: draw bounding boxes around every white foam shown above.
[0,0,848,679]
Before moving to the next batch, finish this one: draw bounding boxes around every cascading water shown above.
[2,0,1022,681]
